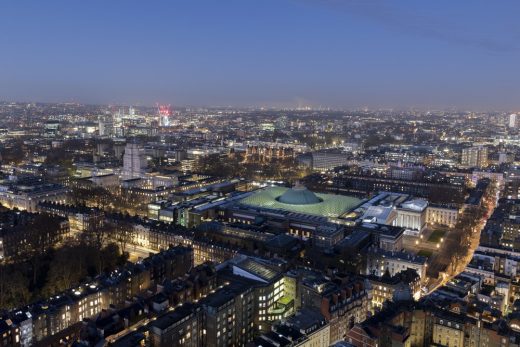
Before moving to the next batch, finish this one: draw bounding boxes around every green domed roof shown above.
[240,186,362,218]
[276,185,322,205]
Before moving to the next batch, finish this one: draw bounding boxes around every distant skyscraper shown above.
[98,115,114,137]
[112,108,125,137]
[123,143,148,179]
[157,104,172,127]
[509,113,517,128]
[461,146,488,168]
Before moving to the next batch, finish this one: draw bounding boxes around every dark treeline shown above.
[196,152,309,182]
[0,241,127,311]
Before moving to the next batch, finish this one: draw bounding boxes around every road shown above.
[424,190,497,294]
[126,244,158,262]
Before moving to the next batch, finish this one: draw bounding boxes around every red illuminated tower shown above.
[157,103,172,126]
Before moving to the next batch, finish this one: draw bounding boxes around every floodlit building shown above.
[123,143,148,179]
[0,177,68,212]
[366,247,428,280]
[394,198,428,232]
[219,255,296,333]
[231,184,361,248]
[311,151,348,171]
[358,192,428,234]
[426,204,459,227]
[461,146,488,168]
[238,184,361,220]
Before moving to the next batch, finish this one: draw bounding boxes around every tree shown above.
[0,264,30,309]
[69,185,114,210]
[97,242,122,273]
[22,214,62,287]
[108,219,136,254]
[0,241,127,310]
[81,219,112,249]
[69,186,91,206]
[42,245,86,296]
[25,214,61,255]
[89,186,113,210]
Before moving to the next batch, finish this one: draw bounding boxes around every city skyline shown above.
[1,1,520,109]
[3,3,520,346]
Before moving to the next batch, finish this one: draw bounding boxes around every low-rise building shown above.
[426,204,459,227]
[367,268,421,312]
[0,176,68,212]
[0,246,193,345]
[366,247,428,280]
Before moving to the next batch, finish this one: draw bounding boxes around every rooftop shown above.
[277,184,322,205]
[239,186,361,218]
[149,303,198,331]
[233,257,281,283]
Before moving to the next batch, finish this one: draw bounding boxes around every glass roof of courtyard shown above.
[239,186,362,218]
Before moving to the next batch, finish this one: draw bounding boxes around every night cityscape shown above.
[1,1,520,347]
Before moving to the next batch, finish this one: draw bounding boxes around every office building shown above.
[311,151,348,171]
[123,143,148,179]
[98,115,114,137]
[461,146,488,168]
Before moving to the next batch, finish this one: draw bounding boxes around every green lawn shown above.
[428,230,447,243]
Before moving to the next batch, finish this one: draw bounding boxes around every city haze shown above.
[1,0,520,109]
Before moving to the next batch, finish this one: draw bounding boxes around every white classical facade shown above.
[366,248,428,280]
[426,205,459,227]
[394,199,428,232]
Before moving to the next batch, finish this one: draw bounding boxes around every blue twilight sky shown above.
[0,1,519,109]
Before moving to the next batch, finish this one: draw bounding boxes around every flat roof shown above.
[149,303,198,331]
[234,257,281,282]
